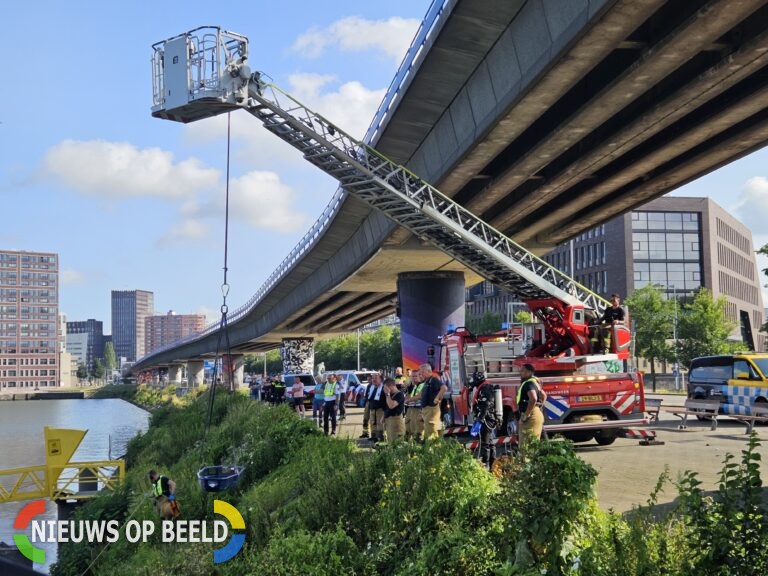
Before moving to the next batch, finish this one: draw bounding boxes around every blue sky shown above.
[2,1,766,333]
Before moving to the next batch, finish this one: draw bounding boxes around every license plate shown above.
[578,395,602,402]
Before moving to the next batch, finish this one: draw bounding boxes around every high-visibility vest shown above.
[516,377,540,407]
[151,476,167,497]
[324,382,337,397]
[407,383,424,401]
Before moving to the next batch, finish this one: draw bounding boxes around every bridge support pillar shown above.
[168,364,183,385]
[281,338,314,374]
[226,354,245,390]
[187,360,204,387]
[397,272,465,373]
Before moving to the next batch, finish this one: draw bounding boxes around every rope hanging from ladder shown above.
[206,112,235,431]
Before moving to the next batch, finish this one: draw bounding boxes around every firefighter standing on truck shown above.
[516,363,546,452]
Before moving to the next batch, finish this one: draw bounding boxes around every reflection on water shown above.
[0,399,149,574]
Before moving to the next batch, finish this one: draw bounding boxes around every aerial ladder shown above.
[150,27,631,372]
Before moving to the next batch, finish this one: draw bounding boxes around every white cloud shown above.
[293,16,419,63]
[60,269,85,285]
[734,176,768,231]
[44,140,219,198]
[288,73,385,139]
[224,171,305,232]
[733,177,768,304]
[156,219,210,247]
[168,170,306,241]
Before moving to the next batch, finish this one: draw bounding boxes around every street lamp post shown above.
[671,284,680,391]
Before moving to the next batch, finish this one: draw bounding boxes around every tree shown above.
[467,310,503,334]
[625,284,675,391]
[91,358,105,380]
[76,363,88,380]
[677,288,739,368]
[104,342,117,372]
[514,310,534,324]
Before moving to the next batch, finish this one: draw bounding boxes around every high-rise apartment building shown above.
[145,311,206,354]
[66,319,104,369]
[0,250,59,390]
[542,197,765,350]
[111,290,154,362]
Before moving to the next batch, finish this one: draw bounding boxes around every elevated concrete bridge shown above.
[134,0,768,377]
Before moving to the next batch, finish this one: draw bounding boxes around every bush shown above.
[499,439,598,573]
[237,525,375,576]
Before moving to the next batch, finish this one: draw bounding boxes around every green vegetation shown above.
[627,285,742,382]
[53,394,768,575]
[467,310,504,334]
[104,341,117,373]
[626,285,675,389]
[677,288,739,367]
[92,358,105,379]
[89,383,204,410]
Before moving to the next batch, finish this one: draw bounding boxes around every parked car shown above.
[330,370,380,406]
[688,353,768,415]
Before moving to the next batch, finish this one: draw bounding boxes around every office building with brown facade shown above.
[0,250,59,390]
[465,197,764,351]
[542,196,764,350]
[145,311,206,355]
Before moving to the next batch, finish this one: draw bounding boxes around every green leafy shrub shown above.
[675,434,768,576]
[498,439,598,574]
[237,524,375,576]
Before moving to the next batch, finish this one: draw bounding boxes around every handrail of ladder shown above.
[251,80,609,313]
[136,70,608,367]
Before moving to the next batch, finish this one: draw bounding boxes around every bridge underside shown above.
[135,0,768,370]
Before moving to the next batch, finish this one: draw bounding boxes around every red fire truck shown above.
[439,298,648,445]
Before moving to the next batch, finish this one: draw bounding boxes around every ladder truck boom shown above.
[150,28,607,314]
[150,28,632,367]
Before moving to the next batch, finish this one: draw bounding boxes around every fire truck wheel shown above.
[594,433,617,446]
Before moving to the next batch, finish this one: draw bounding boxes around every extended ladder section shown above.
[150,28,609,316]
[245,82,607,314]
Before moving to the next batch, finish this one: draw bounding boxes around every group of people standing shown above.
[360,364,448,443]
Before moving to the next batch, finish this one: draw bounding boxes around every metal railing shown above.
[137,3,453,367]
[0,461,125,503]
[363,0,453,145]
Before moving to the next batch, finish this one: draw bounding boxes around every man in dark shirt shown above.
[598,293,625,353]
[419,363,447,440]
[383,377,406,441]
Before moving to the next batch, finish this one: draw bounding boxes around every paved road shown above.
[310,395,768,512]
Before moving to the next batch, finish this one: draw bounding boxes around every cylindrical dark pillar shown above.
[281,338,314,373]
[397,272,465,373]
